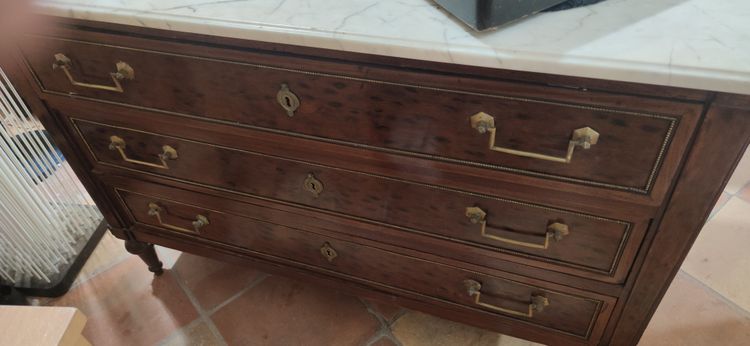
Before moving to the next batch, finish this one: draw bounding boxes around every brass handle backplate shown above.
[277,83,300,117]
[464,279,549,318]
[52,53,134,93]
[303,173,324,198]
[320,242,338,262]
[108,135,177,169]
[148,202,209,234]
[465,206,569,250]
[470,112,598,164]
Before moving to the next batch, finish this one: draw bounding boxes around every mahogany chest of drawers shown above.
[4,17,749,345]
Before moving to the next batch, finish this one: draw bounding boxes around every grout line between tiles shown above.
[359,298,405,346]
[389,309,408,325]
[205,273,270,316]
[366,334,401,346]
[169,263,230,346]
[708,189,735,221]
[679,270,750,319]
[69,250,131,290]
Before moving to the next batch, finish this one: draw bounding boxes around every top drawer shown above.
[19,35,701,195]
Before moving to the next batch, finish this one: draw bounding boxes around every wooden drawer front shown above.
[21,36,695,194]
[115,187,614,341]
[73,118,640,282]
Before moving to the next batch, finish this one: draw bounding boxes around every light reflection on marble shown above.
[34,0,750,94]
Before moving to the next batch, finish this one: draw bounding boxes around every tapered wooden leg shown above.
[124,239,164,276]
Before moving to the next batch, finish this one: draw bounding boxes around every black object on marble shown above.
[434,0,605,31]
[545,0,605,11]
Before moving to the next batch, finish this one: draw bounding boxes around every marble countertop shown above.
[34,0,750,94]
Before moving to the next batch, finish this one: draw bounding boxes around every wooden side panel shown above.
[606,96,750,345]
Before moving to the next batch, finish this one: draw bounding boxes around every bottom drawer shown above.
[110,180,615,342]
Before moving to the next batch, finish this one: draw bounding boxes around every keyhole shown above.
[320,242,337,262]
[304,173,323,197]
[277,84,299,117]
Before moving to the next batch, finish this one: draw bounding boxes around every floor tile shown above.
[157,246,184,269]
[737,182,750,204]
[391,311,543,346]
[640,272,750,345]
[211,275,379,346]
[171,252,263,311]
[681,197,750,311]
[161,320,223,346]
[73,232,129,287]
[725,148,750,194]
[50,257,199,346]
[363,298,405,324]
[710,191,732,218]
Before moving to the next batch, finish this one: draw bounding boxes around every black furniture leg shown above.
[124,239,164,275]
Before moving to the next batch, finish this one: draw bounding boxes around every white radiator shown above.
[0,67,102,286]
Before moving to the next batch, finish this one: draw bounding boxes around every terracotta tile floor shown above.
[32,150,750,345]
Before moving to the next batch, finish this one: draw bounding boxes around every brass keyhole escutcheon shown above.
[276,83,300,117]
[303,173,324,198]
[320,242,338,262]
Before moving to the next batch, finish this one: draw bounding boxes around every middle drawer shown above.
[70,116,644,283]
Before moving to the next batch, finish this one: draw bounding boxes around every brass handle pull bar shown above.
[52,53,134,93]
[464,279,549,318]
[147,202,209,234]
[108,135,177,169]
[465,207,569,250]
[469,112,599,163]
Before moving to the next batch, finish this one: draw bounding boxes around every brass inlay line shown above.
[28,34,679,193]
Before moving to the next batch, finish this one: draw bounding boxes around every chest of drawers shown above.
[4,18,749,345]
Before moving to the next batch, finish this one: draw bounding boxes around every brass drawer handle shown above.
[464,279,549,318]
[470,112,599,163]
[465,207,569,250]
[277,83,300,117]
[52,53,134,93]
[147,202,209,234]
[108,135,178,169]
